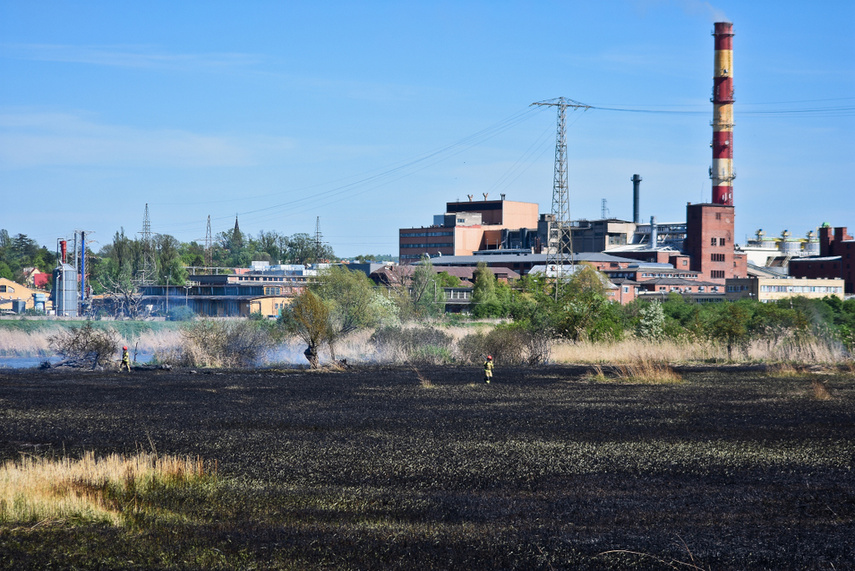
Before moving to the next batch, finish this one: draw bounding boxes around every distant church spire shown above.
[232,214,243,249]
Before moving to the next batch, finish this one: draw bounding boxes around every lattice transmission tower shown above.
[314,216,324,262]
[139,203,156,284]
[205,215,213,270]
[531,97,590,298]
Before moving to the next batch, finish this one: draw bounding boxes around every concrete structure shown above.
[399,197,539,262]
[725,277,845,302]
[788,226,855,294]
[711,21,734,205]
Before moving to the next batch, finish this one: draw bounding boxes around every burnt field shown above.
[1,364,853,570]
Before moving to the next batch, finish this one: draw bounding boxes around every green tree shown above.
[310,266,396,361]
[636,301,665,340]
[410,255,445,317]
[705,302,750,359]
[472,262,502,318]
[155,234,187,286]
[279,289,330,368]
[553,265,623,342]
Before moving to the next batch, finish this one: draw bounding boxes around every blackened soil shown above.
[0,365,853,570]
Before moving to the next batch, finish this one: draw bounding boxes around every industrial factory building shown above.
[398,196,541,263]
[788,226,855,294]
[398,22,750,290]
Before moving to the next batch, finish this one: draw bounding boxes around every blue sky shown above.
[1,0,853,258]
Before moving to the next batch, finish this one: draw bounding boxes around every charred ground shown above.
[0,365,853,570]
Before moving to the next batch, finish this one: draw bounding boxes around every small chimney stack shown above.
[631,174,642,224]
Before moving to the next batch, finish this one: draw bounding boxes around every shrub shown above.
[456,324,541,366]
[167,306,196,322]
[48,321,120,369]
[371,326,454,364]
[172,320,278,367]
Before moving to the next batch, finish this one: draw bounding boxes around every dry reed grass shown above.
[132,329,184,356]
[553,338,725,364]
[554,335,851,366]
[0,329,51,356]
[811,379,833,401]
[589,360,683,385]
[0,451,211,526]
[745,335,848,364]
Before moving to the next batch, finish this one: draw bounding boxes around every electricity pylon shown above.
[531,97,590,299]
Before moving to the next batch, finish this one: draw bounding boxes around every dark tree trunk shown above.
[304,344,319,368]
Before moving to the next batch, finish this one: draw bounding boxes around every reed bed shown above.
[0,329,51,356]
[589,360,683,384]
[551,338,725,364]
[0,451,213,526]
[745,334,849,364]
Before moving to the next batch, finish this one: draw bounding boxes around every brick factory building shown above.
[398,196,540,263]
[788,225,855,294]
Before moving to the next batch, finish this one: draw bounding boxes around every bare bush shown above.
[48,322,120,369]
[168,320,278,368]
[456,325,546,366]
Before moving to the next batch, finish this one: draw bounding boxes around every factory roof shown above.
[426,251,641,266]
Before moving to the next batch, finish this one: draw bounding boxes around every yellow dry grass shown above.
[552,335,850,366]
[811,379,833,401]
[0,329,50,356]
[589,360,683,385]
[552,338,724,364]
[0,451,210,526]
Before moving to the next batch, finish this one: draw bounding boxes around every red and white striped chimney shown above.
[711,21,734,205]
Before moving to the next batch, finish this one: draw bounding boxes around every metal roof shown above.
[426,251,642,266]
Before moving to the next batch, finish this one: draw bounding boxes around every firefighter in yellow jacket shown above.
[119,346,131,372]
[483,355,494,384]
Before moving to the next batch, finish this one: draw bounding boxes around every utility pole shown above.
[140,203,155,284]
[314,216,324,263]
[205,215,213,271]
[531,97,590,299]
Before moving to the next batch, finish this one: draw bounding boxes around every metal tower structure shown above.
[314,216,324,262]
[531,97,590,297]
[139,203,156,284]
[205,215,213,270]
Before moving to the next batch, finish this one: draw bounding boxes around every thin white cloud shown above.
[0,110,295,168]
[1,44,429,103]
[0,43,260,71]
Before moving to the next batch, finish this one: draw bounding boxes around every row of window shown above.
[656,286,721,293]
[401,243,453,248]
[710,270,725,279]
[760,285,842,293]
[400,231,453,238]
[711,253,726,262]
[710,237,727,246]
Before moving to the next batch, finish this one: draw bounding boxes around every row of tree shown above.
[279,259,855,367]
[0,230,57,283]
[90,227,341,294]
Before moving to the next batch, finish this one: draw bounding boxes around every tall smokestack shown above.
[711,21,734,205]
[631,174,642,223]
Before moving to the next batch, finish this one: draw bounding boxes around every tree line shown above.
[277,258,855,367]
